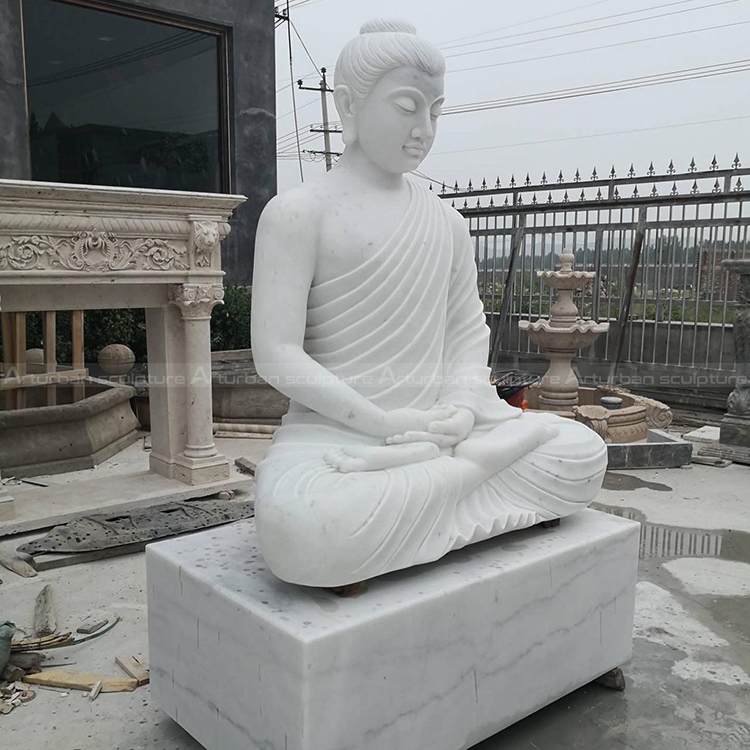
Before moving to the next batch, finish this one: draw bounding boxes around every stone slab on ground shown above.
[607,429,692,470]
[147,509,640,750]
[682,426,720,444]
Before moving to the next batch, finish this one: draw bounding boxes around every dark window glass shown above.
[23,0,224,192]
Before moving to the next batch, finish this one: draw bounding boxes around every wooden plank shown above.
[76,619,108,635]
[43,311,57,406]
[33,584,57,637]
[0,551,38,578]
[24,669,138,693]
[115,655,150,686]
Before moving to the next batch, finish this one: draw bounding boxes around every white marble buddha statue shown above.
[250,19,607,588]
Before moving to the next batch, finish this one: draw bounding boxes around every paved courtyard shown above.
[1,437,748,750]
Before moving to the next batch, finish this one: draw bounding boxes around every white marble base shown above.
[147,509,639,750]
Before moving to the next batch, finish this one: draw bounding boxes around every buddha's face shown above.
[344,66,444,174]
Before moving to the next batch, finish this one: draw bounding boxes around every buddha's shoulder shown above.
[259,184,326,228]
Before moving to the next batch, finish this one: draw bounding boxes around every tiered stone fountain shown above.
[519,251,608,411]
[518,251,690,467]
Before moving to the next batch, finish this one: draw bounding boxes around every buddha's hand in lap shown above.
[385,405,475,449]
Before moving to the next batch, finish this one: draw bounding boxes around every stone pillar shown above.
[168,284,229,485]
[0,294,14,509]
[721,260,750,448]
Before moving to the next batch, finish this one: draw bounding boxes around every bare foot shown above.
[324,442,441,473]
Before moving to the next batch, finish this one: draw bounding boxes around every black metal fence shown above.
[438,156,750,403]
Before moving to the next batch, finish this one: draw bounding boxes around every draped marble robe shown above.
[254,181,607,587]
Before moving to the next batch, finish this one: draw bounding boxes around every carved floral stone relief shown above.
[0,231,188,272]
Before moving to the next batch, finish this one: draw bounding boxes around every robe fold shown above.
[255,181,608,587]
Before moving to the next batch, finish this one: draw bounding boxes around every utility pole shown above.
[298,68,339,171]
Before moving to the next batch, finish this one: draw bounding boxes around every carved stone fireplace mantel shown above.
[0,179,246,486]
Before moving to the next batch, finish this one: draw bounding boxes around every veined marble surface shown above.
[147,509,639,750]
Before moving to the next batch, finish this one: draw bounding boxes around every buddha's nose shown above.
[411,118,433,140]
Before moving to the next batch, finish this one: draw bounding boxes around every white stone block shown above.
[147,509,639,750]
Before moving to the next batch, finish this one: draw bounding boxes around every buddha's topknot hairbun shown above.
[359,19,417,35]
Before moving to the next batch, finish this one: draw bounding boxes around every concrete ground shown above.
[1,443,749,750]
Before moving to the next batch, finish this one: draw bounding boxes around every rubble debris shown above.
[33,584,57,637]
[76,619,108,635]
[0,622,15,674]
[88,680,103,702]
[234,457,257,476]
[0,552,37,578]
[24,668,137,693]
[0,682,35,715]
[17,496,254,571]
[2,663,25,683]
[115,655,149,686]
[11,632,73,652]
[7,652,43,671]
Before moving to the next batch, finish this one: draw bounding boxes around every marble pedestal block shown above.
[147,509,639,750]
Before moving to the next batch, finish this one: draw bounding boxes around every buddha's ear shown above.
[334,85,358,146]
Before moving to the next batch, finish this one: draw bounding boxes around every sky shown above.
[275,0,750,192]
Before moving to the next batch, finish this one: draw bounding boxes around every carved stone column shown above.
[167,283,229,485]
[721,260,750,449]
[0,295,14,507]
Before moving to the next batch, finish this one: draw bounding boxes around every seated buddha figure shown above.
[250,19,607,588]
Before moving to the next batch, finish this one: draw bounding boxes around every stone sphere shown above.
[98,344,135,376]
[25,348,45,365]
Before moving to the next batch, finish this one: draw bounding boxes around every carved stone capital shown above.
[191,220,221,268]
[168,283,224,319]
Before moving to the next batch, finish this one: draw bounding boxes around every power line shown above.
[444,0,740,60]
[290,19,321,72]
[443,57,750,115]
[438,0,617,48]
[441,0,730,52]
[448,18,750,75]
[429,112,750,157]
[283,1,304,182]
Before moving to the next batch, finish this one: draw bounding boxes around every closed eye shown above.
[393,97,417,114]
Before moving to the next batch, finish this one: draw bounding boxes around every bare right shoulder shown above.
[257,184,323,245]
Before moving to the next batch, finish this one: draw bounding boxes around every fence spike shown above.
[532,193,538,205]
[463,199,468,208]
[609,165,617,179]
[667,160,675,174]
[429,183,433,191]
[481,177,487,190]
[441,181,446,194]
[503,196,509,207]
[613,186,620,200]
[712,178,721,193]
[510,174,516,188]
[688,157,697,173]
[451,200,455,207]
[489,196,495,207]
[690,180,699,195]
[541,171,548,185]
[557,170,564,184]
[670,182,678,196]
[632,185,639,198]
[710,155,719,171]
[467,179,473,192]
[735,177,744,192]
[596,188,603,200]
[591,167,598,181]
[495,176,501,189]
[574,168,581,183]
[547,192,553,204]
[579,189,586,201]
[524,173,531,186]
[476,198,481,208]
[647,161,656,176]
[517,194,524,205]
[733,153,742,169]
[454,181,459,193]
[651,184,658,197]
[563,190,570,203]
[628,164,636,178]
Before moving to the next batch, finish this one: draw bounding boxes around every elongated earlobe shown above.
[334,85,358,146]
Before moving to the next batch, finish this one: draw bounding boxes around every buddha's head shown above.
[334,19,445,174]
